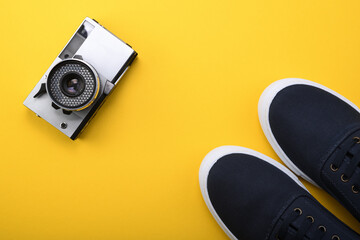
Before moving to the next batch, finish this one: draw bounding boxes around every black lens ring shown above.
[59,71,86,97]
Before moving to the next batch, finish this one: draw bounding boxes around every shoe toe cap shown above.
[201,148,307,239]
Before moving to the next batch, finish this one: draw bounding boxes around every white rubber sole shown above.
[199,145,307,240]
[258,78,360,188]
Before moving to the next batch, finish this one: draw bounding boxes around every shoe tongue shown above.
[338,134,360,182]
[331,128,360,162]
[325,126,360,164]
[340,127,360,146]
[348,144,360,159]
[284,223,300,238]
[320,127,360,222]
[275,196,359,239]
[275,196,317,238]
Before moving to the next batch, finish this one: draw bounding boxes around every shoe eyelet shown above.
[353,137,360,143]
[330,164,338,172]
[332,235,340,240]
[293,208,302,215]
[352,185,359,194]
[306,216,314,223]
[341,174,349,183]
[318,225,326,232]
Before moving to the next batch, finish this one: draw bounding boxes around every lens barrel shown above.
[46,59,99,111]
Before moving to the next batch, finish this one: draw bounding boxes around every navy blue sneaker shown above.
[259,78,360,222]
[199,146,360,240]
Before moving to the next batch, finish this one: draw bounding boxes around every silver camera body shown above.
[24,17,137,140]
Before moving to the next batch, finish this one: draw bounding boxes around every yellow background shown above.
[1,0,360,239]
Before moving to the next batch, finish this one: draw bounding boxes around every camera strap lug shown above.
[73,55,83,60]
[33,83,47,98]
[104,80,115,95]
[51,102,60,110]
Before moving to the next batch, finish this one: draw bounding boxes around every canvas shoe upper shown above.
[199,146,360,240]
[259,78,360,222]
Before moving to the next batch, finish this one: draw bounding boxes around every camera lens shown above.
[60,73,85,97]
[46,59,99,111]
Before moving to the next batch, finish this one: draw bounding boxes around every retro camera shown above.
[24,17,137,140]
